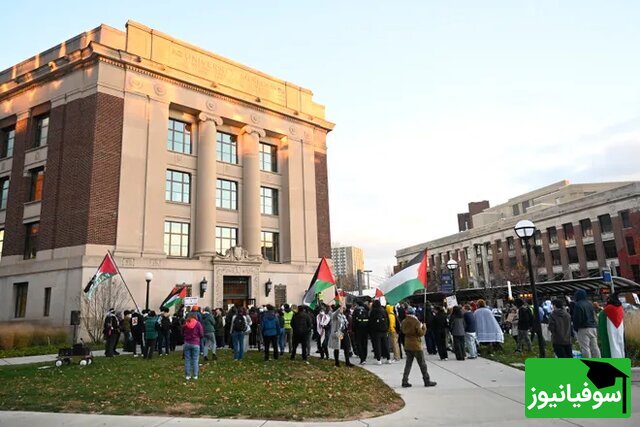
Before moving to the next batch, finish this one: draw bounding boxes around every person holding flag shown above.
[302,257,336,309]
[329,304,354,367]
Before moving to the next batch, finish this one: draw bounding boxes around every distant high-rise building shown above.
[331,245,364,290]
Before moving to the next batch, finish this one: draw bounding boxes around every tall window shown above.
[14,282,28,318]
[261,231,280,262]
[43,287,51,317]
[24,222,39,260]
[33,115,49,147]
[534,231,542,246]
[551,250,561,266]
[1,126,15,158]
[580,219,593,238]
[507,237,515,250]
[626,236,636,256]
[512,204,520,216]
[259,143,277,172]
[260,187,278,215]
[216,179,237,210]
[562,223,574,241]
[585,244,598,262]
[496,239,502,253]
[164,221,190,257]
[165,170,191,203]
[0,177,9,210]
[598,214,613,234]
[0,228,4,261]
[216,226,237,255]
[548,227,558,244]
[567,247,579,264]
[216,132,237,164]
[620,210,631,228]
[167,119,192,154]
[604,240,617,259]
[29,167,45,202]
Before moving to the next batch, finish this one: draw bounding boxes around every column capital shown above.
[198,112,223,126]
[240,125,266,138]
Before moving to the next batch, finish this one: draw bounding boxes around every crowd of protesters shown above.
[102,289,627,382]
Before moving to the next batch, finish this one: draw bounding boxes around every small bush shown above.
[624,311,640,366]
[0,323,68,350]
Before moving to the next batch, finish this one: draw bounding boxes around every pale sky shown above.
[2,1,639,281]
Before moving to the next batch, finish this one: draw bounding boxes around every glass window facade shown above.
[29,167,44,202]
[24,222,39,260]
[216,132,237,164]
[216,179,237,210]
[165,170,191,203]
[14,282,28,318]
[261,231,280,262]
[167,119,192,154]
[259,143,277,172]
[1,126,15,158]
[164,221,190,257]
[598,214,613,233]
[43,287,51,317]
[604,240,618,259]
[0,177,8,210]
[260,187,278,215]
[216,226,237,255]
[580,219,593,237]
[34,115,49,147]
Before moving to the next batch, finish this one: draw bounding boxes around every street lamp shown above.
[363,270,372,290]
[144,272,153,311]
[264,278,273,297]
[200,277,208,298]
[514,219,546,358]
[446,259,458,294]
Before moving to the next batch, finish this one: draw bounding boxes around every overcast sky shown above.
[2,1,639,282]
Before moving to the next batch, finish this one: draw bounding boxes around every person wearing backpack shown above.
[353,302,370,364]
[368,300,391,365]
[261,305,281,361]
[157,307,172,356]
[515,298,533,353]
[290,305,313,363]
[231,308,249,360]
[201,307,217,361]
[214,308,225,349]
[144,310,160,359]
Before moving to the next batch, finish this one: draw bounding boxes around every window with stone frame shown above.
[216,179,237,210]
[260,186,278,215]
[24,222,39,260]
[216,226,237,255]
[29,167,45,202]
[580,219,593,238]
[33,115,49,148]
[164,221,190,257]
[261,231,280,262]
[14,282,28,318]
[547,227,558,244]
[259,142,277,172]
[216,132,238,164]
[0,125,15,158]
[167,119,192,154]
[165,170,191,203]
[0,177,9,210]
[598,214,613,234]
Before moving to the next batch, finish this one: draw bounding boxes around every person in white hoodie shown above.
[316,305,331,359]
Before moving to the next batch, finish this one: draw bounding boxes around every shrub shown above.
[624,311,640,366]
[0,323,69,350]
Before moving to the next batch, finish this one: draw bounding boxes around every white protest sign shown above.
[633,293,640,305]
[184,297,199,306]
[445,295,458,309]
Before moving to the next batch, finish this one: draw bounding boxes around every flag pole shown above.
[108,250,139,309]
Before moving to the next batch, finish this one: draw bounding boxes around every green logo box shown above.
[525,358,631,418]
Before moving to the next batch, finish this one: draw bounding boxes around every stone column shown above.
[195,112,222,257]
[240,125,266,257]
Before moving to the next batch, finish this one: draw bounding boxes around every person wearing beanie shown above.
[401,306,436,388]
[201,306,217,361]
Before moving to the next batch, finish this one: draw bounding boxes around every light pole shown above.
[144,272,153,311]
[364,270,372,290]
[514,219,546,358]
[446,259,458,295]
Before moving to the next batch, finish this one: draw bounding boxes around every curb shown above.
[632,367,640,383]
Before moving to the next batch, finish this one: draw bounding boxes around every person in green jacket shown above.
[144,311,160,359]
[202,307,217,361]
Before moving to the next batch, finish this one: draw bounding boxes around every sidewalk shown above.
[1,350,639,426]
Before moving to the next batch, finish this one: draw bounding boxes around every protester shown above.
[369,300,391,365]
[462,304,477,359]
[290,305,312,363]
[504,306,519,344]
[432,306,449,360]
[353,302,370,364]
[329,305,354,367]
[572,289,601,358]
[231,307,250,361]
[201,307,217,361]
[599,294,625,358]
[277,308,286,354]
[400,306,437,388]
[144,310,160,359]
[158,307,172,356]
[474,299,504,347]
[103,308,120,357]
[548,299,572,358]
[214,308,225,350]
[387,305,401,362]
[424,302,437,355]
[261,304,281,361]
[121,310,133,352]
[316,305,331,359]
[131,309,145,357]
[515,299,533,353]
[224,307,234,349]
[449,306,466,361]
[170,309,184,351]
[283,304,294,353]
[182,312,204,380]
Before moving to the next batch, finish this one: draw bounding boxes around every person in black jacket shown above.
[432,306,449,360]
[424,302,437,355]
[515,298,533,353]
[131,309,145,357]
[368,300,391,365]
[290,305,313,363]
[353,302,370,364]
[103,308,120,357]
[572,289,601,358]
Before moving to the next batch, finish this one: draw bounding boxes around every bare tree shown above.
[81,277,132,343]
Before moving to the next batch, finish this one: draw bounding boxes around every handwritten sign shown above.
[183,297,199,306]
[445,295,458,309]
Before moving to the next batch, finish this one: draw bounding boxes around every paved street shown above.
[1,350,638,426]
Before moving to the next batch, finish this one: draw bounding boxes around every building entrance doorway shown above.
[223,276,250,308]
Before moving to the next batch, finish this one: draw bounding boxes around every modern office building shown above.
[396,180,640,290]
[331,245,364,290]
[0,21,334,327]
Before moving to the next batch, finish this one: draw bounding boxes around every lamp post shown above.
[514,219,546,358]
[144,272,153,311]
[265,278,273,297]
[446,259,458,295]
[363,270,372,290]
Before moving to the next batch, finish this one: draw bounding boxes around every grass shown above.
[0,342,104,359]
[625,311,640,367]
[478,334,556,369]
[0,349,403,421]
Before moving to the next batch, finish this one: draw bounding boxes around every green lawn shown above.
[478,334,556,369]
[0,342,103,359]
[0,349,403,421]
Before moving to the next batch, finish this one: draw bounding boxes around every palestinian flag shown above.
[380,251,428,305]
[374,288,384,299]
[334,288,345,306]
[160,286,187,309]
[598,302,625,358]
[83,253,119,300]
[303,257,336,309]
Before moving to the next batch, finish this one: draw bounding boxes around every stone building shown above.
[0,21,334,326]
